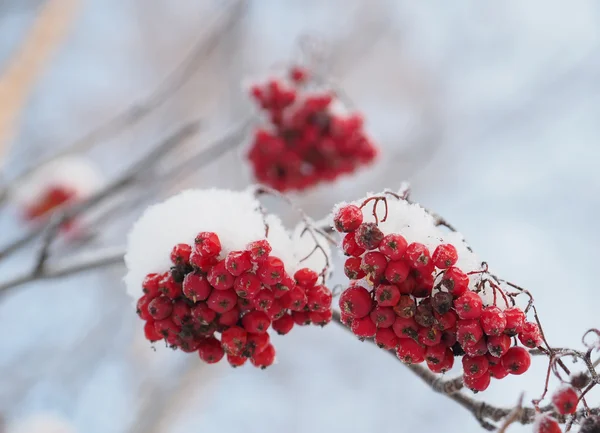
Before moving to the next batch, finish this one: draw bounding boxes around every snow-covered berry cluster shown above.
[125,189,332,369]
[247,66,377,192]
[332,191,540,392]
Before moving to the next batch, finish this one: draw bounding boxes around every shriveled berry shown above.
[194,232,221,257]
[144,320,162,342]
[351,316,377,339]
[403,243,431,269]
[198,337,224,363]
[501,346,531,375]
[333,205,363,232]
[343,232,366,257]
[251,343,276,369]
[454,291,482,320]
[148,296,173,320]
[481,306,506,336]
[396,339,426,364]
[247,239,272,263]
[463,372,490,393]
[552,386,579,415]
[294,268,319,288]
[579,415,600,433]
[393,295,415,318]
[354,223,384,250]
[242,310,271,333]
[370,306,396,328]
[462,355,489,379]
[518,322,542,348]
[234,272,261,299]
[272,314,294,335]
[375,284,400,307]
[206,289,237,313]
[384,260,410,284]
[170,243,192,265]
[431,244,458,269]
[375,327,398,349]
[339,285,372,318]
[225,250,252,276]
[431,292,453,315]
[440,267,469,297]
[414,303,435,328]
[571,372,591,390]
[487,334,511,358]
[393,316,419,340]
[504,307,525,336]
[182,273,212,302]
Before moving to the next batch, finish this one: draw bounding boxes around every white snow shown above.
[290,222,333,279]
[124,188,331,301]
[7,412,75,433]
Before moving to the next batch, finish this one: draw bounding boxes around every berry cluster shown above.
[247,66,377,192]
[135,232,332,368]
[24,185,76,221]
[334,204,541,392]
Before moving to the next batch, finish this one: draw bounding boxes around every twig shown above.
[497,394,524,433]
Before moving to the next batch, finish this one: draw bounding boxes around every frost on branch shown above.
[124,188,333,368]
[246,65,378,192]
[332,188,541,392]
[10,156,103,223]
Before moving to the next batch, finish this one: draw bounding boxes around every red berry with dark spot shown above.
[273,274,294,298]
[487,334,511,358]
[403,243,431,269]
[456,319,484,348]
[292,310,311,325]
[242,310,271,333]
[254,288,275,312]
[339,285,372,318]
[518,322,542,348]
[234,272,262,299]
[144,320,163,342]
[154,319,180,341]
[480,306,507,336]
[333,205,363,232]
[171,300,192,326]
[534,415,561,433]
[247,239,272,263]
[244,332,270,357]
[159,273,183,299]
[375,284,400,307]
[504,307,525,336]
[344,257,365,280]
[393,316,419,340]
[170,243,192,265]
[343,232,366,257]
[393,295,416,318]
[136,295,153,320]
[431,244,458,269]
[294,268,318,288]
[375,327,399,350]
[370,306,396,328]
[427,348,454,373]
[454,291,483,320]
[257,256,285,285]
[462,355,489,379]
[501,346,531,375]
[189,252,218,272]
[378,234,408,260]
[310,309,332,326]
[287,286,308,311]
[463,337,488,357]
[266,298,284,320]
[361,251,388,280]
[440,267,469,297]
[272,314,294,335]
[198,337,225,364]
[418,326,442,346]
[194,232,221,258]
[354,223,384,250]
[227,354,247,368]
[396,339,426,364]
[183,273,212,302]
[148,296,173,320]
[225,250,252,276]
[191,302,217,325]
[384,260,410,285]
[425,344,447,365]
[207,289,237,313]
[351,316,377,339]
[463,372,490,392]
[251,343,276,369]
[218,306,241,327]
[221,326,247,356]
[306,285,332,313]
[552,386,579,415]
[488,359,509,379]
[207,261,235,290]
[434,310,457,331]
[397,276,416,295]
[142,273,161,297]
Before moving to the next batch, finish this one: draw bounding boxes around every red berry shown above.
[254,288,275,312]
[378,234,408,260]
[425,344,447,365]
[227,353,247,368]
[463,337,488,357]
[189,252,218,272]
[396,339,426,364]
[234,272,262,299]
[339,285,372,318]
[370,306,396,328]
[393,295,416,318]
[244,332,270,357]
[182,273,212,302]
[440,267,469,297]
[247,240,272,263]
[257,256,285,285]
[242,310,271,333]
[392,316,419,340]
[306,285,332,313]
[456,319,484,348]
[333,205,363,232]
[454,291,483,320]
[518,322,542,348]
[487,334,511,358]
[418,327,442,346]
[375,284,400,307]
[351,316,377,339]
[397,276,416,295]
[294,268,318,288]
[154,319,180,340]
[218,306,241,327]
[225,250,252,276]
[463,372,490,392]
[142,273,161,297]
[552,386,579,415]
[143,320,162,342]
[136,295,153,320]
[310,309,332,326]
[251,343,276,369]
[354,223,384,250]
[488,358,509,379]
[198,337,224,363]
[207,261,235,291]
[462,355,489,379]
[403,243,431,269]
[361,251,387,280]
[481,306,507,336]
[159,273,182,299]
[534,415,561,433]
[412,271,434,298]
[273,274,294,298]
[431,244,458,269]
[434,310,457,331]
[427,348,454,373]
[148,296,173,320]
[504,307,525,336]
[287,286,308,311]
[289,65,309,83]
[191,302,217,325]
[170,243,192,265]
[501,346,531,375]
[272,314,294,335]
[292,310,311,325]
[221,326,247,356]
[206,289,237,313]
[194,232,221,258]
[344,257,366,279]
[342,232,366,257]
[171,300,192,326]
[375,327,399,350]
[384,260,410,284]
